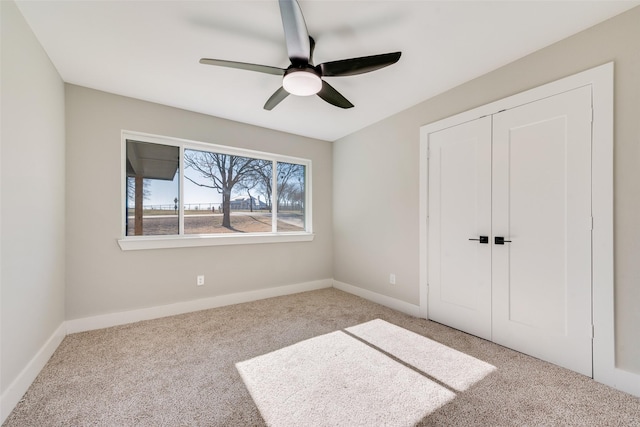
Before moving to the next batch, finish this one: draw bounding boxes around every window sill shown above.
[118,232,314,251]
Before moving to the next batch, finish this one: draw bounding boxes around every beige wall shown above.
[65,85,333,320]
[334,7,640,374]
[1,1,66,393]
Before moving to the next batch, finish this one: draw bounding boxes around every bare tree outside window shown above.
[255,161,274,213]
[184,149,271,230]
[236,159,272,213]
[277,162,305,232]
[126,177,152,204]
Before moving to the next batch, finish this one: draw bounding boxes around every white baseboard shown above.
[0,322,66,425]
[333,280,422,318]
[66,279,333,334]
[613,367,640,397]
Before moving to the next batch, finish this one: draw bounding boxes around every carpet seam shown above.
[340,329,459,394]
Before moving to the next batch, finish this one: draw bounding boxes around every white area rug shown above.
[347,319,496,391]
[236,330,455,427]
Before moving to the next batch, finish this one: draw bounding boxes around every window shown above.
[126,140,180,236]
[120,131,312,250]
[276,162,306,232]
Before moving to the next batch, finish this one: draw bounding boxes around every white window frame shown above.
[118,130,313,251]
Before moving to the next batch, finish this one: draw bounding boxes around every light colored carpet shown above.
[3,288,640,426]
[237,329,454,427]
[346,319,496,392]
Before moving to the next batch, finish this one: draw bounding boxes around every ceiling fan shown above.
[200,0,401,110]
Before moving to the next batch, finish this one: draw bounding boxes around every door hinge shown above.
[590,216,594,231]
[591,324,595,339]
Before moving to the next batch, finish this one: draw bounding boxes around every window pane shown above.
[126,140,180,236]
[277,162,305,232]
[184,149,273,234]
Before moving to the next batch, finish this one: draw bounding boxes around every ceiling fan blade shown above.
[264,86,290,110]
[200,58,285,76]
[278,0,310,64]
[317,81,354,109]
[319,52,401,77]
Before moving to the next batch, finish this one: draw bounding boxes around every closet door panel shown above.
[428,117,492,340]
[491,86,593,376]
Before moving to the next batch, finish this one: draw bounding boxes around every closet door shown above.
[427,117,492,340]
[491,86,593,376]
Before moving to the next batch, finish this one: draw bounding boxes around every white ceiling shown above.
[16,1,638,141]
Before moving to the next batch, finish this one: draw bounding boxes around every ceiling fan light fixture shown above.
[283,70,322,96]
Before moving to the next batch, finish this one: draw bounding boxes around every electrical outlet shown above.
[197,275,205,286]
[389,273,396,285]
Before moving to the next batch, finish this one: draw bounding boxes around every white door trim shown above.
[419,62,614,386]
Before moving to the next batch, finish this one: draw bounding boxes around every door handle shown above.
[494,236,512,245]
[469,236,489,244]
